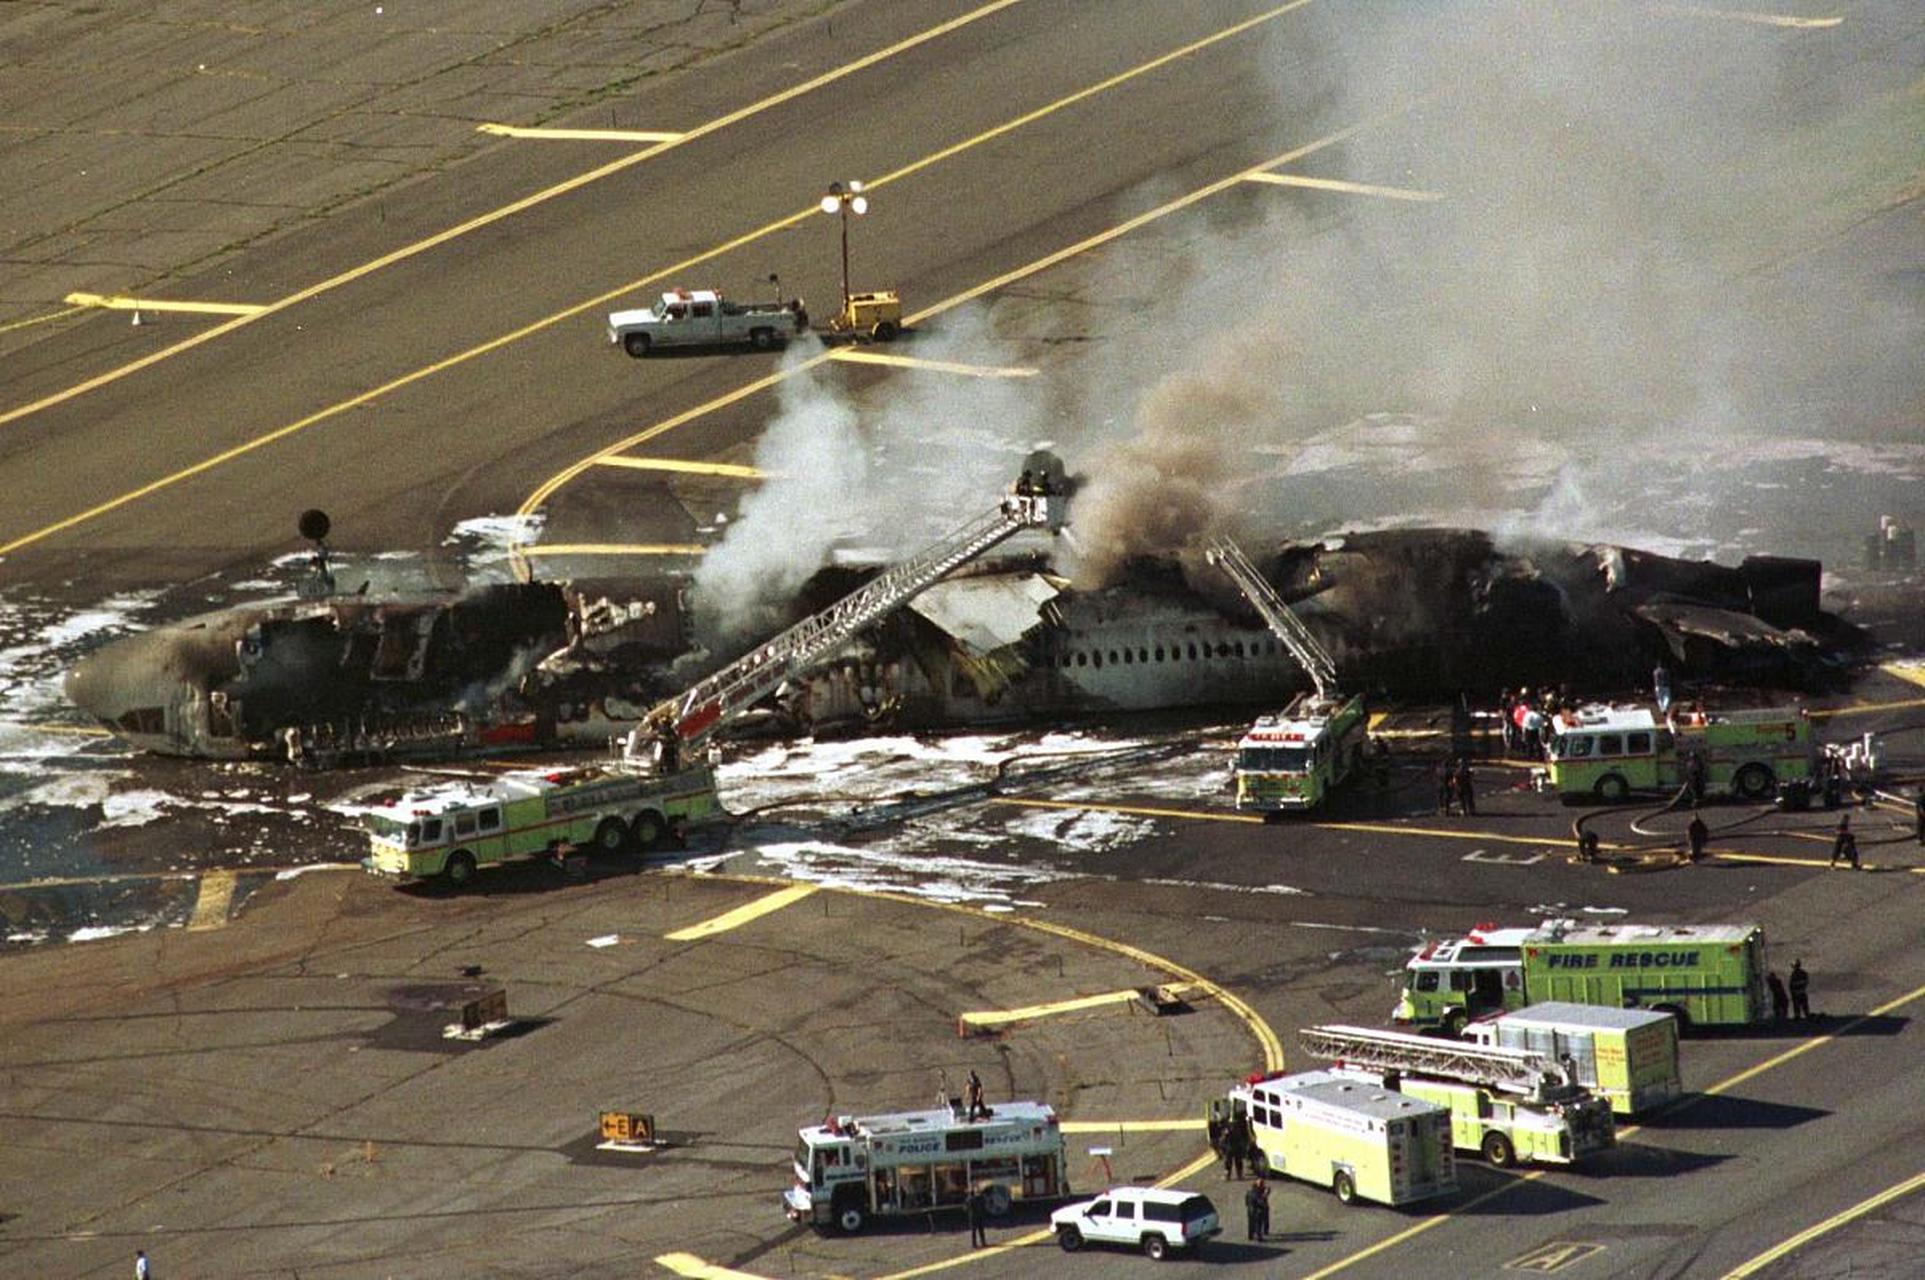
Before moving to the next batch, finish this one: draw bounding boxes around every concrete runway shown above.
[4,1,1925,1276]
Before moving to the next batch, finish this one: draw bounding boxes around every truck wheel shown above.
[1143,1235,1169,1261]
[592,818,629,854]
[631,811,665,850]
[1333,1170,1357,1205]
[623,333,651,358]
[835,1202,865,1234]
[873,320,899,342]
[1442,1010,1467,1038]
[1734,763,1774,800]
[1481,1131,1516,1167]
[1057,1225,1083,1252]
[749,327,774,350]
[442,851,476,888]
[1653,1002,1691,1033]
[983,1184,1012,1217]
[1595,773,1630,803]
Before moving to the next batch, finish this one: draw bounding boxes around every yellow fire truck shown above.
[1545,703,1811,803]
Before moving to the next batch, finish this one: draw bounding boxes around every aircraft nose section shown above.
[63,631,175,732]
[63,645,128,728]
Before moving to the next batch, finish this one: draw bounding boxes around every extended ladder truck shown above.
[1205,537,1367,813]
[363,463,1067,885]
[1301,1024,1615,1169]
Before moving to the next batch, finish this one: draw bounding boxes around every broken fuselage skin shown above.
[63,529,1845,762]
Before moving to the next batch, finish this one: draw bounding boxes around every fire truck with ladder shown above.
[362,461,1067,885]
[1205,537,1367,814]
[1300,1024,1616,1168]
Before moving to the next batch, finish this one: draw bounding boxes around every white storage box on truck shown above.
[1467,1002,1682,1116]
[1213,1069,1456,1207]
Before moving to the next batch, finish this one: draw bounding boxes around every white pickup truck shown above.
[607,287,808,356]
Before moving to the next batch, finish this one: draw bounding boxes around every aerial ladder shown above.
[635,467,1066,758]
[1300,1024,1565,1096]
[1204,536,1337,700]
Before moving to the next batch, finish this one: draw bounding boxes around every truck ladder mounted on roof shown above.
[647,485,1064,747]
[1204,537,1337,700]
[1300,1024,1562,1096]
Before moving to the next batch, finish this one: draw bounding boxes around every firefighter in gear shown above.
[1686,812,1709,863]
[1788,959,1812,1021]
[1829,814,1859,869]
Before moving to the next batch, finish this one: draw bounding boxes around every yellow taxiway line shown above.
[0,0,1028,433]
[826,349,1038,377]
[959,983,1199,1031]
[478,124,683,143]
[1242,171,1443,202]
[1810,695,1925,719]
[185,869,238,932]
[513,542,706,557]
[1877,661,1925,689]
[64,291,266,316]
[591,456,767,478]
[3,2,1328,559]
[663,884,818,941]
[0,305,86,334]
[1721,1170,1925,1277]
[1657,5,1843,29]
[654,1253,769,1280]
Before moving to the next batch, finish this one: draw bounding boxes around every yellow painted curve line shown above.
[0,0,1028,432]
[1720,1169,1925,1278]
[64,292,265,316]
[827,349,1037,377]
[663,883,817,940]
[654,1252,769,1280]
[592,456,767,478]
[478,124,683,142]
[1243,171,1443,202]
[959,983,1199,1029]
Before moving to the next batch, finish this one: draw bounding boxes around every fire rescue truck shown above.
[1205,537,1366,813]
[1300,1025,1615,1168]
[1394,920,1769,1034]
[783,1101,1068,1234]
[1545,703,1812,803]
[1210,1069,1456,1207]
[364,462,1067,885]
[1466,1002,1682,1116]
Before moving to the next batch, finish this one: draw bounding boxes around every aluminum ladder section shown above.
[1204,536,1337,701]
[1300,1024,1555,1095]
[654,494,1056,745]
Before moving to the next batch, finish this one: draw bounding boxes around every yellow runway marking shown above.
[0,0,1027,432]
[8,722,111,736]
[960,983,1199,1031]
[185,869,238,932]
[0,305,86,334]
[515,542,706,557]
[654,1253,769,1280]
[1060,1118,1206,1133]
[827,349,1038,378]
[64,291,266,316]
[1720,1170,1925,1277]
[478,124,683,143]
[592,456,767,478]
[1243,171,1443,202]
[664,884,817,941]
[1657,4,1843,28]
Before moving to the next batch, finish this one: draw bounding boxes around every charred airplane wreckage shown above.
[66,496,1855,765]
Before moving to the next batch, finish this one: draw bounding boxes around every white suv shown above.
[1050,1186,1221,1260]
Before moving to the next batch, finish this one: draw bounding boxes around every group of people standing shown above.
[1766,960,1814,1023]
[1499,688,1555,755]
[1211,1114,1275,1242]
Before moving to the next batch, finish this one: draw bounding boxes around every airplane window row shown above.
[1059,639,1281,669]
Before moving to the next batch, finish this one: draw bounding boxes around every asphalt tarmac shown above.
[4,2,1925,1277]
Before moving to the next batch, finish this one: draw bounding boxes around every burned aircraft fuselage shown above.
[64,529,1852,761]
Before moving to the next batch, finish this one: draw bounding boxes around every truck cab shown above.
[607,287,807,356]
[1393,929,1530,1033]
